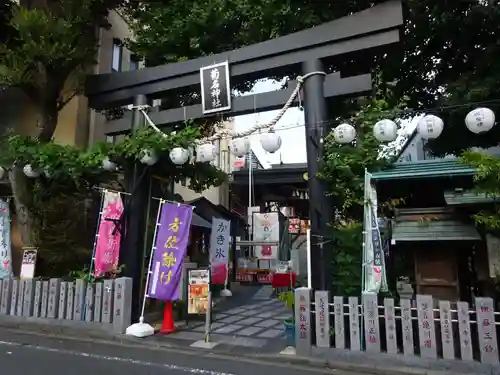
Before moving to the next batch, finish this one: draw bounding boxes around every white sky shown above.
[233,79,417,168]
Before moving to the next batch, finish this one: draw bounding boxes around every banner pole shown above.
[139,199,165,322]
[88,190,106,281]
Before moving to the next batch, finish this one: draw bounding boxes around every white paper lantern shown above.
[373,119,398,142]
[230,137,251,157]
[23,164,40,178]
[417,114,444,139]
[102,157,117,171]
[465,107,495,134]
[140,149,158,166]
[333,123,356,144]
[260,130,282,153]
[169,147,189,165]
[0,166,5,180]
[196,143,217,163]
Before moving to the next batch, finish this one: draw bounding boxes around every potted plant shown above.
[278,290,295,346]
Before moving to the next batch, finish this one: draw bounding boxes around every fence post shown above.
[102,279,114,323]
[33,280,42,318]
[23,279,35,317]
[94,282,103,322]
[416,294,437,359]
[40,281,49,318]
[439,300,454,360]
[400,299,414,356]
[0,278,12,315]
[16,279,25,316]
[384,298,397,354]
[457,301,473,361]
[363,293,380,353]
[294,287,312,356]
[58,282,68,319]
[66,282,74,320]
[475,297,499,365]
[47,278,61,319]
[314,290,331,348]
[73,279,87,321]
[333,296,344,349]
[10,279,19,315]
[348,296,360,351]
[112,277,132,334]
[85,283,95,322]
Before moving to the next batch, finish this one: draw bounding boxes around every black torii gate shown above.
[85,0,403,319]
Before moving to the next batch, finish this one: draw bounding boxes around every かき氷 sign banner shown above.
[148,202,193,301]
[209,218,231,285]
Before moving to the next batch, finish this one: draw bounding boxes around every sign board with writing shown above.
[400,299,414,356]
[209,218,230,285]
[457,301,473,361]
[416,294,437,359]
[384,298,397,354]
[348,296,360,351]
[439,300,455,360]
[188,268,210,315]
[333,296,344,349]
[314,291,331,348]
[475,297,498,364]
[362,293,380,353]
[294,287,312,356]
[253,212,279,260]
[200,61,231,114]
[20,248,37,280]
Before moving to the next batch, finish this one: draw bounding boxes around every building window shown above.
[130,55,140,71]
[112,39,122,72]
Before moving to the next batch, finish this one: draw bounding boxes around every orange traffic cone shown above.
[159,301,176,334]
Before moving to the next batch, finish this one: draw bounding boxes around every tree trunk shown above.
[9,166,35,248]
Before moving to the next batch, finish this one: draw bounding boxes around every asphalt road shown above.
[0,330,333,375]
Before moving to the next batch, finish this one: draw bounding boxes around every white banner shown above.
[0,200,12,279]
[209,218,231,285]
[253,212,279,260]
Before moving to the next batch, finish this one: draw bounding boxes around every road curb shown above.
[0,325,475,375]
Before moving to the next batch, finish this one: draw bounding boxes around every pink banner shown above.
[93,191,123,277]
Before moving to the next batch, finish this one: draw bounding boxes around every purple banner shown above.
[147,202,193,301]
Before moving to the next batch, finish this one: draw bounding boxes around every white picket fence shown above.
[0,277,133,334]
[294,288,500,365]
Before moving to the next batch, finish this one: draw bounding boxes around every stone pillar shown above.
[16,279,25,316]
[85,283,95,322]
[0,278,12,314]
[102,279,114,324]
[47,278,61,319]
[40,281,49,318]
[22,279,35,317]
[94,282,103,323]
[66,282,74,320]
[112,277,132,334]
[10,279,19,315]
[73,279,86,321]
[58,282,68,319]
[33,280,42,318]
[294,287,312,356]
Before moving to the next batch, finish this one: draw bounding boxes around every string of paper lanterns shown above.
[332,107,496,144]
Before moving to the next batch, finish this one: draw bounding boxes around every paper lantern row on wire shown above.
[333,107,496,144]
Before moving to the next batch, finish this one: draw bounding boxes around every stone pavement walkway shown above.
[163,285,291,351]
